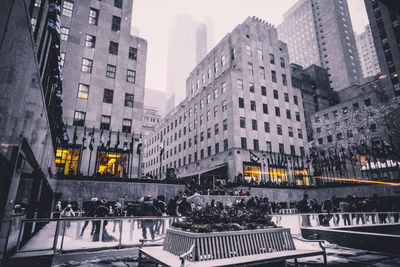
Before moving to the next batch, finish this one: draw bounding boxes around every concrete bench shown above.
[139,227,326,266]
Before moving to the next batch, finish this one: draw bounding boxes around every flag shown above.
[123,133,128,151]
[160,141,165,156]
[89,127,95,151]
[99,129,104,148]
[115,131,120,149]
[106,130,111,150]
[129,134,134,154]
[250,151,259,163]
[136,134,142,155]
[72,125,78,145]
[82,126,87,150]
[62,123,69,143]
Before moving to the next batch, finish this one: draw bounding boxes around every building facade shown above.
[145,17,310,186]
[291,64,336,141]
[0,0,64,258]
[166,14,212,113]
[59,0,147,178]
[364,0,400,96]
[277,0,363,91]
[356,25,381,78]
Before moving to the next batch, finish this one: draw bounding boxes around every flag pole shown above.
[129,134,134,178]
[137,151,141,179]
[88,149,93,176]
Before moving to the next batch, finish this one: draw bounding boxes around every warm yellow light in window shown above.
[108,158,116,165]
[394,74,398,78]
[78,92,88,99]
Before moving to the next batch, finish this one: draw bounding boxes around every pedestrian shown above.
[139,195,161,240]
[339,196,352,226]
[176,194,192,216]
[80,197,97,236]
[61,204,75,228]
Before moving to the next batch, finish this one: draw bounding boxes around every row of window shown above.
[316,124,377,144]
[238,98,301,121]
[73,111,133,132]
[239,118,303,138]
[245,47,286,69]
[314,98,371,122]
[237,81,298,103]
[77,84,134,106]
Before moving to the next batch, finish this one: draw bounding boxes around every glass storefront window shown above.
[95,150,129,177]
[269,168,288,183]
[55,147,81,175]
[294,169,309,186]
[243,162,261,183]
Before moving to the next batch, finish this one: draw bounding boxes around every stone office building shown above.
[58,0,147,178]
[144,17,310,186]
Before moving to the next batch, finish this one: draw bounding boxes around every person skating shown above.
[139,195,161,240]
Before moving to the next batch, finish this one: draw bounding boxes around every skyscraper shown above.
[166,14,212,113]
[356,25,381,78]
[145,17,310,185]
[364,0,400,96]
[278,0,362,91]
[59,0,147,178]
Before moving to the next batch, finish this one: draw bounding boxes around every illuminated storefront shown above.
[269,167,288,183]
[243,162,262,183]
[55,146,81,175]
[294,169,309,185]
[95,149,129,177]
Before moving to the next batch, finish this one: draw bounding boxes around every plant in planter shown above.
[172,204,276,232]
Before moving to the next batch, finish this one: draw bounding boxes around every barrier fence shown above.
[8,212,400,256]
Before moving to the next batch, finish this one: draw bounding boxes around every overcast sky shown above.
[132,0,369,92]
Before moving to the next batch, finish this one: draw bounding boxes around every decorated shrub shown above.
[172,204,276,233]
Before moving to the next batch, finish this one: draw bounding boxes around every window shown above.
[257,49,263,61]
[336,133,343,140]
[256,99,266,114]
[100,115,111,130]
[294,95,298,105]
[62,1,73,17]
[103,89,113,103]
[207,110,210,121]
[277,124,282,135]
[282,74,287,86]
[246,44,252,56]
[129,47,137,60]
[73,111,85,126]
[200,149,204,159]
[215,143,220,154]
[253,139,259,151]
[207,94,211,104]
[264,122,270,133]
[318,138,323,144]
[370,124,377,132]
[252,119,257,130]
[353,103,359,110]
[207,128,211,139]
[290,145,295,156]
[89,8,99,25]
[223,119,227,131]
[200,132,204,142]
[60,27,69,41]
[279,143,284,154]
[122,119,131,133]
[124,93,134,107]
[271,70,277,83]
[239,97,244,108]
[273,89,278,99]
[214,105,218,117]
[249,82,255,93]
[127,69,136,83]
[85,34,96,48]
[221,82,226,94]
[295,112,300,121]
[222,100,227,112]
[261,86,266,96]
[214,62,219,74]
[240,117,246,128]
[327,135,333,143]
[347,130,353,138]
[280,57,285,68]
[250,100,256,111]
[109,41,119,55]
[81,58,93,73]
[298,129,303,139]
[248,62,253,75]
[288,127,293,137]
[269,53,275,64]
[208,146,212,156]
[221,55,226,67]
[241,137,247,149]
[78,84,89,99]
[237,79,243,90]
[285,109,291,120]
[224,139,228,151]
[315,116,320,123]
[333,110,338,117]
[259,66,265,79]
[343,107,348,114]
[114,0,122,8]
[214,88,219,99]
[300,147,305,157]
[60,51,65,67]
[283,93,289,103]
[214,124,219,134]
[112,16,121,32]
[266,141,272,152]
[106,64,116,79]
[364,98,371,106]
[275,107,280,117]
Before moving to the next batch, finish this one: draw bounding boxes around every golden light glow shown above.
[314,176,400,186]
[394,74,398,78]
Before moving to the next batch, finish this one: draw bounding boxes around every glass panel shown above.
[55,147,81,175]
[95,150,129,177]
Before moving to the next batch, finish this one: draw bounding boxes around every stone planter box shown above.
[163,227,295,262]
